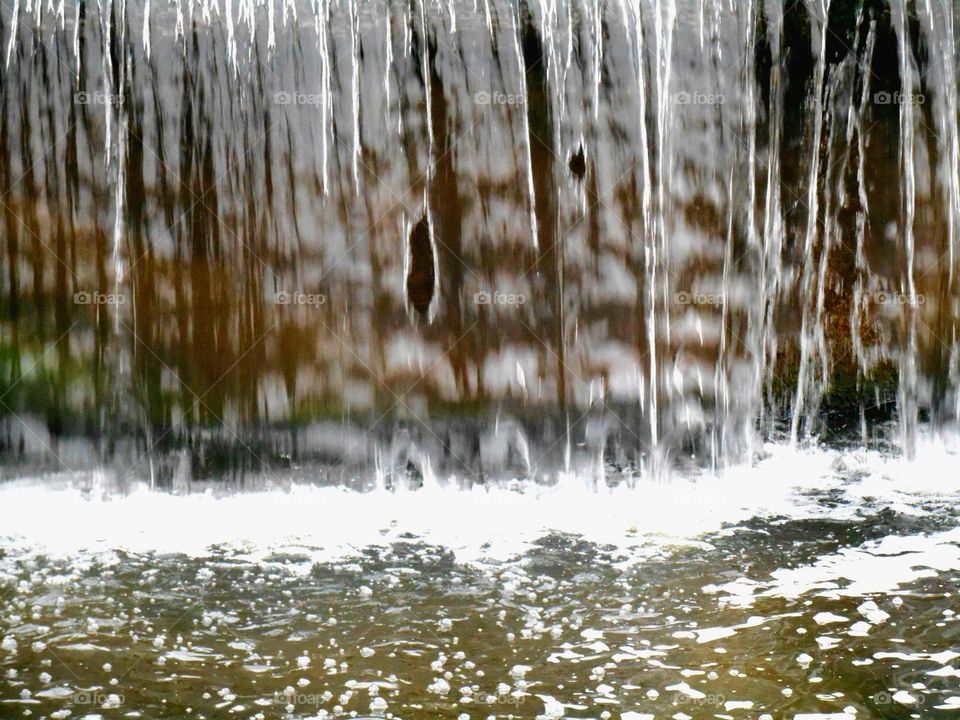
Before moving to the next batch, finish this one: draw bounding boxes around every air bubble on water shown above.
[858,600,890,624]
[893,689,918,704]
[538,694,565,719]
[428,677,451,695]
[509,664,530,681]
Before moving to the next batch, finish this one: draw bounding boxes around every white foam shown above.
[0,439,957,566]
[711,527,960,605]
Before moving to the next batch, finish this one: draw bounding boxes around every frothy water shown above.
[3,440,960,718]
[0,438,957,561]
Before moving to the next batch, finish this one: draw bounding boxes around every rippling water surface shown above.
[2,442,960,719]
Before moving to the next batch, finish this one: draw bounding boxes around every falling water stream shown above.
[2,0,960,479]
[2,0,960,718]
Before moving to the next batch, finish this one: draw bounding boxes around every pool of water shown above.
[2,442,960,719]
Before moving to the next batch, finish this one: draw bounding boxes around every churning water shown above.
[2,0,960,718]
[2,440,960,718]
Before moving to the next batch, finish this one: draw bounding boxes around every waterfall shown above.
[1,0,959,484]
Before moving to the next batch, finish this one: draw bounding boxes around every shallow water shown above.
[2,443,960,719]
[3,0,960,716]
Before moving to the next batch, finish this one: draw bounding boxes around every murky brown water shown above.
[3,450,960,719]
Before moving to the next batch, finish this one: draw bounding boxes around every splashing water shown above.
[1,436,960,717]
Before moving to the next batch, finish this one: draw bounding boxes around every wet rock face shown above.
[568,146,586,181]
[0,0,957,475]
[406,215,436,319]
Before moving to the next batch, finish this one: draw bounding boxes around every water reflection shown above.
[2,507,960,717]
